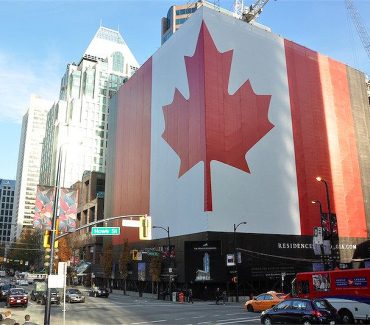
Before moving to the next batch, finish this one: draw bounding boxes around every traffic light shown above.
[43,228,58,248]
[330,213,338,239]
[131,250,138,260]
[139,215,152,240]
[54,219,59,248]
[43,231,51,248]
[320,213,331,239]
[231,276,238,283]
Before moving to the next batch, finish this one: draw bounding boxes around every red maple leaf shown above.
[162,22,274,211]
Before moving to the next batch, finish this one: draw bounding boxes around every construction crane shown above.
[233,0,271,23]
[345,0,370,61]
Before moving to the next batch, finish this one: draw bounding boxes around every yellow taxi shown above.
[244,291,287,312]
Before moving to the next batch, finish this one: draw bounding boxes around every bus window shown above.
[291,278,297,296]
[301,280,310,294]
[292,278,309,296]
[312,274,330,291]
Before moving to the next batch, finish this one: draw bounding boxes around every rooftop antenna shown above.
[118,24,120,32]
[100,19,103,27]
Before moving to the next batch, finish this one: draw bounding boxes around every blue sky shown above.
[0,0,369,180]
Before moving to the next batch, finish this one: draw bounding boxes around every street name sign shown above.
[91,227,120,236]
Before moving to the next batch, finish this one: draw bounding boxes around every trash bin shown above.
[172,291,177,302]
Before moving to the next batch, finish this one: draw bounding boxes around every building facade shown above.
[12,96,52,239]
[161,1,232,45]
[0,179,16,247]
[105,7,370,294]
[161,1,269,45]
[40,26,139,189]
[70,171,105,279]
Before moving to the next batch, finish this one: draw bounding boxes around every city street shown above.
[1,288,261,325]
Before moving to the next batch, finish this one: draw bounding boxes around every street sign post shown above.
[91,227,120,236]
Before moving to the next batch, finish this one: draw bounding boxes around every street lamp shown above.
[311,200,323,215]
[234,221,247,303]
[315,176,335,269]
[311,200,326,265]
[152,225,171,298]
[315,177,332,223]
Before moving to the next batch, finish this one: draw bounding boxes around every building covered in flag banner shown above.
[104,7,370,295]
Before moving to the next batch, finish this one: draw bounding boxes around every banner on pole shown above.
[59,188,78,232]
[33,185,55,230]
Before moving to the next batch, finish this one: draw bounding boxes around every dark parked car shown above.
[6,287,28,308]
[260,298,339,325]
[89,287,109,298]
[0,283,16,301]
[31,288,60,305]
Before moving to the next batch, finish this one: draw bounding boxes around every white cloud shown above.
[0,51,63,123]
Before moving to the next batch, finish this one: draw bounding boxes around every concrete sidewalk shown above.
[74,285,247,305]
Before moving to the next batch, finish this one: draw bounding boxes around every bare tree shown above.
[101,242,113,288]
[58,237,72,262]
[149,255,162,295]
[7,228,42,271]
[118,240,131,295]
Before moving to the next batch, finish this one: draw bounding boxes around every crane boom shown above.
[345,0,370,60]
[242,0,271,23]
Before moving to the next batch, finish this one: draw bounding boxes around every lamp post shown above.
[233,221,247,303]
[315,176,335,269]
[311,200,323,215]
[44,145,65,325]
[311,200,326,265]
[152,226,171,298]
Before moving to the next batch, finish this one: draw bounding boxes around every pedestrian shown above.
[215,287,221,304]
[22,314,37,325]
[222,290,227,304]
[188,288,193,303]
[0,310,16,325]
[203,285,208,301]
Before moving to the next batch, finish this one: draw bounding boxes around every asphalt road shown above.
[0,287,262,325]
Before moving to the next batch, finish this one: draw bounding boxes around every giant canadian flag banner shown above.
[105,7,370,244]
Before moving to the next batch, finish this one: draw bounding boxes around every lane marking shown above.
[215,317,260,325]
[130,321,167,325]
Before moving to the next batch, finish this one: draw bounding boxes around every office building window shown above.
[112,52,124,73]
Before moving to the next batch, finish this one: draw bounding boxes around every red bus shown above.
[291,268,370,323]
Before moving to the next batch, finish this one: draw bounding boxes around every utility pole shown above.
[233,222,247,303]
[153,226,171,299]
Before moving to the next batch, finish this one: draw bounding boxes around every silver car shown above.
[65,288,85,303]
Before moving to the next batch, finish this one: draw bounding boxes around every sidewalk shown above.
[74,285,246,305]
[111,288,246,305]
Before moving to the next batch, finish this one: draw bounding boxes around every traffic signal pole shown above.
[54,214,148,241]
[44,214,148,325]
[233,222,247,303]
[44,145,63,325]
